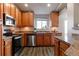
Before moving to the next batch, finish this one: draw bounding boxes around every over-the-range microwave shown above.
[3,13,15,26]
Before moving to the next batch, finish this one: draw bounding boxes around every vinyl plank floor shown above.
[20,47,54,56]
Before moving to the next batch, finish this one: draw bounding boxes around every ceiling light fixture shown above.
[25,4,28,7]
[47,3,51,7]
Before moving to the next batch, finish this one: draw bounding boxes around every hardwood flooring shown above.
[20,47,54,56]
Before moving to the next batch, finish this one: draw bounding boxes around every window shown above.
[36,20,48,30]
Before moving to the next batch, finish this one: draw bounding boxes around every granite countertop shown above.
[3,36,12,41]
[54,34,79,44]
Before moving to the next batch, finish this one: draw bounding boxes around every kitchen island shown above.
[54,34,79,56]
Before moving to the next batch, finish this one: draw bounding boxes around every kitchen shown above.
[0,3,79,56]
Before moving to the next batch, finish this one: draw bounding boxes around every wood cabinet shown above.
[28,12,34,27]
[2,39,4,56]
[54,37,70,56]
[15,8,22,27]
[59,48,66,56]
[18,10,22,27]
[36,33,44,46]
[43,33,51,46]
[0,25,2,56]
[0,3,3,19]
[59,41,70,56]
[3,3,11,15]
[0,3,3,56]
[22,33,27,47]
[22,12,28,27]
[4,39,12,56]
[21,12,34,27]
[51,35,55,46]
[15,8,19,27]
[10,4,16,19]
[51,12,59,27]
[54,38,60,56]
[36,33,52,46]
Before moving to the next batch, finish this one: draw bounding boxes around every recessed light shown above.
[25,4,28,7]
[47,3,51,7]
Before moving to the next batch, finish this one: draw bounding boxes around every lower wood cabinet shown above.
[36,33,44,46]
[4,39,12,56]
[43,33,51,46]
[36,33,53,46]
[59,41,70,56]
[59,48,66,56]
[54,37,70,56]
[54,38,60,56]
[22,33,27,47]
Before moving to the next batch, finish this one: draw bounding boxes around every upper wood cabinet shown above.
[0,4,3,56]
[0,3,3,19]
[15,8,22,27]
[51,12,59,27]
[18,10,22,27]
[3,3,11,15]
[28,12,34,27]
[10,4,16,19]
[22,12,34,27]
[15,8,19,27]
[22,12,29,27]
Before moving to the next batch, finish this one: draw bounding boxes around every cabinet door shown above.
[18,10,22,27]
[44,33,51,46]
[22,13,29,27]
[59,48,65,56]
[15,8,19,27]
[4,3,11,15]
[36,34,44,46]
[0,4,3,56]
[5,39,12,56]
[2,39,4,56]
[51,12,59,27]
[28,12,34,27]
[0,3,3,19]
[22,33,27,46]
[0,25,2,56]
[54,38,60,56]
[51,36,55,46]
[10,4,16,19]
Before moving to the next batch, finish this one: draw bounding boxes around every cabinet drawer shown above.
[60,41,69,51]
[59,48,66,56]
[5,39,12,46]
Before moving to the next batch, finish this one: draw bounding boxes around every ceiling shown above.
[14,3,60,14]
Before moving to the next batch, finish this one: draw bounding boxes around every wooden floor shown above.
[20,47,54,56]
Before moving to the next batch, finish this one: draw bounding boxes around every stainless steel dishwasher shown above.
[27,34,36,46]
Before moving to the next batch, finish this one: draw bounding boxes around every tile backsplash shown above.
[14,27,34,32]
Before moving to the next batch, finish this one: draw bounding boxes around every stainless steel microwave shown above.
[3,13,15,26]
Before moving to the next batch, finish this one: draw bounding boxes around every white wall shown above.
[67,3,79,34]
[58,4,75,41]
[58,4,79,41]
[58,7,67,40]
